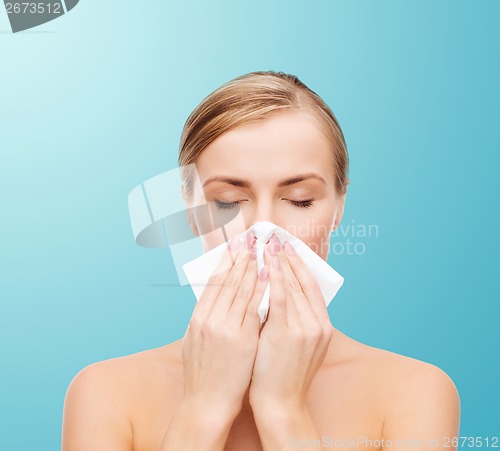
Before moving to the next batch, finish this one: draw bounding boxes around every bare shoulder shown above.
[356,340,458,384]
[378,348,460,440]
[62,341,182,450]
[69,340,183,401]
[331,329,459,395]
[65,341,177,395]
[337,334,461,440]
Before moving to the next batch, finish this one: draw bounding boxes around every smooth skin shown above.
[62,111,460,451]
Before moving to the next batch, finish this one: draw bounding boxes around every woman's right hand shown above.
[180,230,269,420]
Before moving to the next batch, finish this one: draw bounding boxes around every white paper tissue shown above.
[182,221,344,325]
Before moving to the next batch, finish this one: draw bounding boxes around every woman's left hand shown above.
[249,234,334,413]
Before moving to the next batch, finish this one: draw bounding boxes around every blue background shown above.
[1,1,498,449]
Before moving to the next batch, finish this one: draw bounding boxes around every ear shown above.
[332,190,347,231]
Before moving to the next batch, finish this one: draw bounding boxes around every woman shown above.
[62,71,460,451]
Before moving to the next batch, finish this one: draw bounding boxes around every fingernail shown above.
[272,255,281,271]
[250,242,257,259]
[259,265,269,281]
[245,230,256,249]
[229,234,241,251]
[284,240,295,255]
[268,234,282,256]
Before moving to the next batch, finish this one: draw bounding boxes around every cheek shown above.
[305,230,330,260]
[199,213,247,252]
[284,223,331,259]
[287,207,333,259]
[191,204,226,251]
[202,230,225,252]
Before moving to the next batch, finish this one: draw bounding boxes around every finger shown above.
[264,236,287,328]
[274,239,314,325]
[193,233,244,321]
[229,236,260,324]
[208,233,254,321]
[282,240,331,324]
[242,262,269,331]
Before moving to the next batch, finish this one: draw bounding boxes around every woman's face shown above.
[187,110,346,261]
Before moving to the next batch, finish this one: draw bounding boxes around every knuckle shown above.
[189,314,203,331]
[305,279,321,294]
[219,322,240,346]
[234,252,249,268]
[306,322,323,342]
[323,324,334,341]
[201,320,218,337]
[235,285,252,302]
[220,325,236,341]
[207,271,225,289]
[223,271,241,289]
[285,277,302,293]
[245,299,261,315]
[273,294,286,307]
[245,308,259,321]
[240,245,251,259]
[202,320,239,342]
[246,261,257,276]
[245,306,259,320]
[290,326,304,342]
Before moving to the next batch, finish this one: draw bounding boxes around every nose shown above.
[246,200,284,243]
[247,198,277,232]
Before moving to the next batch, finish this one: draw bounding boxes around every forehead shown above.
[195,111,333,185]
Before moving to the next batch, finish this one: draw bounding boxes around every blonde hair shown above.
[178,70,349,198]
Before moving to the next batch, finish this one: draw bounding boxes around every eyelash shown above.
[214,199,314,210]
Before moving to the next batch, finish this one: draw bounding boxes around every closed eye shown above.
[213,199,314,210]
[288,199,314,208]
[214,201,240,211]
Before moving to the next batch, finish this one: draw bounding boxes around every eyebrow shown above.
[202,173,327,189]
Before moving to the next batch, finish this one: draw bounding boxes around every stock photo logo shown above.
[3,1,79,33]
